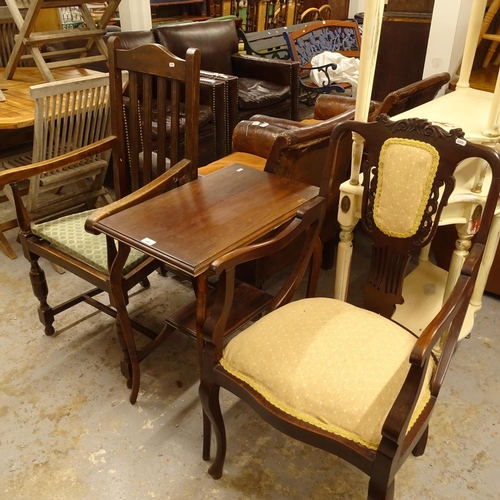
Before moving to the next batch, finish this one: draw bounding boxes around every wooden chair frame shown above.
[0,73,114,261]
[198,117,500,499]
[0,43,201,405]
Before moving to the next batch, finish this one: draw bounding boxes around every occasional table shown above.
[92,163,320,404]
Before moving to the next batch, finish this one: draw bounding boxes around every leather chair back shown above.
[154,20,238,76]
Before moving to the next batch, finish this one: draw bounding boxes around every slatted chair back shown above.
[0,73,113,221]
[299,7,319,23]
[318,4,332,20]
[0,5,24,66]
[108,38,200,199]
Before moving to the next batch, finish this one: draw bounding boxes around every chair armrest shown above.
[211,197,323,275]
[411,242,484,397]
[247,114,310,130]
[203,197,324,350]
[412,243,483,364]
[232,108,355,164]
[231,53,299,86]
[231,120,292,158]
[0,137,116,190]
[85,159,192,234]
[313,94,358,119]
[314,94,380,120]
[378,243,483,448]
[272,108,356,146]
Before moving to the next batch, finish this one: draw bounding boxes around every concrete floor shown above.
[0,222,499,500]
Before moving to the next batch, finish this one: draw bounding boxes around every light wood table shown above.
[0,67,104,130]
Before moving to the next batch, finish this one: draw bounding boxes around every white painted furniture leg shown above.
[456,0,488,90]
[333,0,385,301]
[444,223,474,303]
[470,209,500,308]
[334,221,356,301]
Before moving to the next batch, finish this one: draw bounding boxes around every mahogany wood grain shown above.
[95,164,319,277]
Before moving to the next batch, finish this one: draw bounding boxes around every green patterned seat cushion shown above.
[32,210,148,274]
[221,297,435,450]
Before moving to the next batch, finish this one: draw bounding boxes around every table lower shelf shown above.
[165,279,273,341]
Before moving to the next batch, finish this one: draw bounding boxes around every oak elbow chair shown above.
[198,116,500,499]
[0,42,201,404]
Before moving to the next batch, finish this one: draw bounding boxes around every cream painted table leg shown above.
[334,220,357,301]
[334,183,362,301]
[456,0,488,90]
[461,208,500,338]
[334,0,384,300]
[443,221,474,303]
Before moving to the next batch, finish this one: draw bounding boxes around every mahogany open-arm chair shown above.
[198,116,500,499]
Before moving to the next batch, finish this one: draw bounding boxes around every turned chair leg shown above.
[29,256,55,336]
[412,426,429,457]
[199,381,227,479]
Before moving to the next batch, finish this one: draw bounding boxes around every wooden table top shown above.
[94,164,320,277]
[0,67,104,130]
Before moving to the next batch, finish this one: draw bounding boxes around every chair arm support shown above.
[203,197,324,350]
[380,244,484,446]
[0,137,116,190]
[210,197,323,274]
[231,120,294,158]
[231,53,299,86]
[411,243,484,368]
[85,159,192,235]
[232,108,355,159]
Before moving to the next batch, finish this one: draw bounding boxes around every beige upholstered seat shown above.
[222,297,434,450]
[198,117,500,499]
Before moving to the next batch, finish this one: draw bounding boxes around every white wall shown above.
[423,0,474,80]
[118,0,152,31]
[349,0,366,18]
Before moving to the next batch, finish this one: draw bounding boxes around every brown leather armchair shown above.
[313,71,451,120]
[153,19,300,132]
[198,72,451,285]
